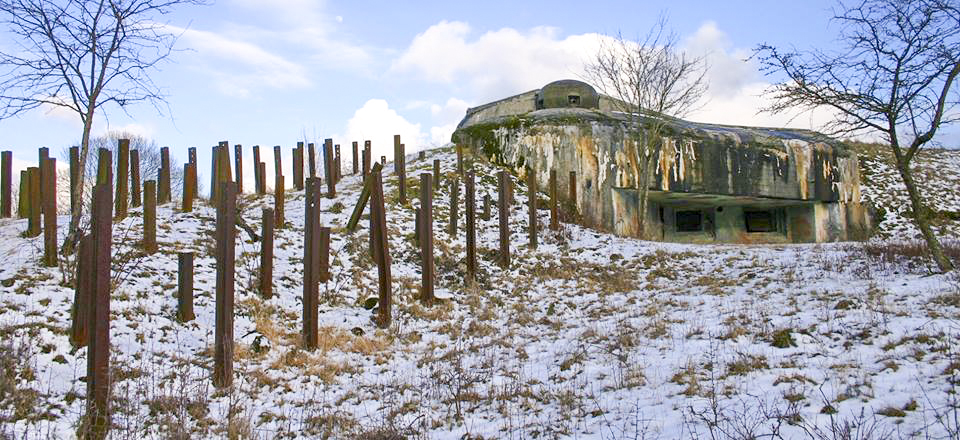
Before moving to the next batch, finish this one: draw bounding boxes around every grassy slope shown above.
[0,145,958,439]
[854,142,960,241]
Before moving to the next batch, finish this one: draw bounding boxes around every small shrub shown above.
[771,328,797,348]
[875,406,906,417]
[727,353,769,376]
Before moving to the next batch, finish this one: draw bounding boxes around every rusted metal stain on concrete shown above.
[454,107,869,243]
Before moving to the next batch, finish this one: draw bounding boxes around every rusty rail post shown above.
[219,142,232,192]
[26,167,40,237]
[414,206,421,243]
[38,147,48,215]
[260,208,274,299]
[253,145,262,195]
[96,148,111,185]
[69,147,80,213]
[449,178,459,236]
[159,146,171,204]
[274,175,285,228]
[143,180,157,254]
[569,171,576,207]
[393,135,401,175]
[433,159,440,192]
[210,145,219,202]
[319,226,331,283]
[187,147,196,202]
[370,170,392,328]
[42,158,57,266]
[335,144,342,183]
[213,181,236,388]
[1,151,10,218]
[419,173,434,304]
[234,144,244,194]
[483,194,491,221]
[456,145,463,176]
[115,139,129,219]
[130,150,141,208]
[258,162,266,196]
[363,141,371,177]
[352,141,359,175]
[307,142,317,178]
[465,171,476,282]
[86,180,112,440]
[70,234,93,348]
[550,169,558,230]
[293,142,304,190]
[498,171,511,268]
[182,163,195,213]
[302,178,320,350]
[398,143,406,204]
[17,170,26,219]
[273,145,282,185]
[528,167,538,249]
[346,162,384,232]
[178,252,195,322]
[323,139,335,198]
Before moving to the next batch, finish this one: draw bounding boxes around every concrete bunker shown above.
[453,79,873,244]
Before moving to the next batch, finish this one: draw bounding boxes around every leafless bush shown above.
[58,131,185,214]
[0,329,44,432]
[794,408,896,440]
[861,240,960,273]
[423,336,495,421]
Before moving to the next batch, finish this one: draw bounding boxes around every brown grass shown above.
[861,239,960,270]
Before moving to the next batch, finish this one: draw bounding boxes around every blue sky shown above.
[2,0,953,181]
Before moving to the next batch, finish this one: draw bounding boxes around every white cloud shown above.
[430,97,470,120]
[174,26,310,97]
[429,124,457,146]
[684,21,757,100]
[99,123,156,140]
[391,20,851,136]
[342,99,424,160]
[223,0,373,72]
[681,23,842,132]
[427,98,470,146]
[390,21,600,102]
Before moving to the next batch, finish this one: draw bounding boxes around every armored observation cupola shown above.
[536,79,599,110]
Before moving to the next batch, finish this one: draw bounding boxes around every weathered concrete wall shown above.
[454,106,872,243]
[457,90,537,130]
[650,130,861,203]
[598,96,625,114]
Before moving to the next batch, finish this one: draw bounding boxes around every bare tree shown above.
[0,0,204,253]
[58,131,183,216]
[584,17,708,239]
[757,0,960,272]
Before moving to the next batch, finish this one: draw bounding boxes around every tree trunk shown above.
[62,113,94,254]
[637,163,650,239]
[894,157,954,272]
[635,130,654,240]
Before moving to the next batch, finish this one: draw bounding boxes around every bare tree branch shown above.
[584,16,709,238]
[0,0,206,253]
[756,0,960,271]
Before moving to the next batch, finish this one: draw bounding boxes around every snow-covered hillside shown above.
[858,144,960,242]
[1,145,958,439]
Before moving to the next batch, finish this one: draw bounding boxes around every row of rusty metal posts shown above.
[23,137,580,440]
[49,137,378,439]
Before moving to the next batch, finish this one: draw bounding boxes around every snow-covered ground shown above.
[1,145,958,439]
